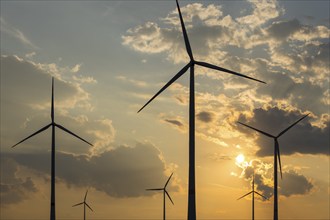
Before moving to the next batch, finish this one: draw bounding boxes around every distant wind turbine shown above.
[11,77,93,220]
[146,173,174,220]
[138,1,265,219]
[237,113,309,220]
[237,173,267,220]
[72,190,93,220]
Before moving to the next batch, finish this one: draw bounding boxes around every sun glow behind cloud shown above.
[235,154,245,164]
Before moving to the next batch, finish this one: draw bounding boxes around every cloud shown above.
[0,55,93,113]
[266,18,329,42]
[238,159,273,199]
[0,158,38,206]
[70,64,82,73]
[236,0,282,27]
[87,119,116,155]
[164,119,184,128]
[121,1,329,154]
[0,55,118,162]
[162,117,187,132]
[237,106,329,156]
[122,22,174,54]
[0,17,38,49]
[237,159,313,199]
[162,3,223,26]
[122,3,229,64]
[267,19,302,40]
[196,111,214,123]
[209,153,231,162]
[2,142,179,199]
[280,170,313,197]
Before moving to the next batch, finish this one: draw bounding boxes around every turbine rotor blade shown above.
[55,123,93,146]
[146,188,163,191]
[137,63,191,113]
[165,190,174,205]
[277,114,309,138]
[72,202,84,207]
[85,202,93,212]
[51,77,54,122]
[11,123,52,148]
[195,61,266,84]
[237,122,275,138]
[84,189,88,201]
[176,0,193,60]
[255,191,267,200]
[237,191,253,200]
[164,173,173,188]
[275,139,283,179]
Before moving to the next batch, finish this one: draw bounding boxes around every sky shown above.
[0,0,329,219]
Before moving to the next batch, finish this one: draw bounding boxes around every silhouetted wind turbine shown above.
[237,113,309,220]
[11,77,93,220]
[72,190,93,220]
[237,173,267,220]
[138,1,265,219]
[146,173,174,220]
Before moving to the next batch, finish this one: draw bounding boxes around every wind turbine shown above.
[72,190,93,220]
[146,173,174,220]
[237,173,267,220]
[11,77,93,220]
[237,113,309,220]
[138,1,265,219]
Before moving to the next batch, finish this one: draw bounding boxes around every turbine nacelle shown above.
[72,190,93,212]
[11,77,93,149]
[146,173,174,205]
[146,173,174,220]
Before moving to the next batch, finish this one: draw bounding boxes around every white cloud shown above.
[122,22,173,54]
[71,64,82,73]
[88,119,116,155]
[0,17,38,49]
[121,1,329,156]
[236,0,283,27]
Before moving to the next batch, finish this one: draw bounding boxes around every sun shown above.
[236,154,245,164]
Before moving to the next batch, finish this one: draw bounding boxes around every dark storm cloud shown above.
[2,142,177,198]
[238,107,329,156]
[280,170,313,197]
[0,158,38,205]
[197,111,214,123]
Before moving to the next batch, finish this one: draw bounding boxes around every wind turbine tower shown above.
[237,173,267,220]
[11,77,93,220]
[72,190,93,220]
[138,1,265,219]
[238,114,309,220]
[146,173,174,220]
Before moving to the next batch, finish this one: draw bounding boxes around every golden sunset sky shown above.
[1,0,329,219]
